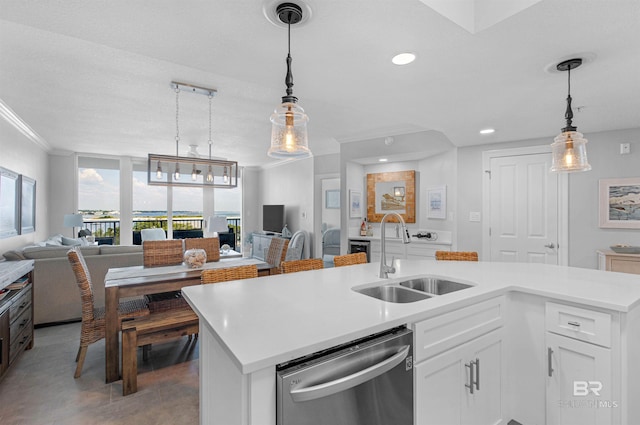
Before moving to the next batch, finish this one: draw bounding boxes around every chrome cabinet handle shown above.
[548,347,554,377]
[465,360,476,394]
[544,243,556,249]
[567,321,581,328]
[475,358,480,391]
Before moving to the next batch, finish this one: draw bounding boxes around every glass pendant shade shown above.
[268,102,310,158]
[206,165,214,182]
[550,130,591,172]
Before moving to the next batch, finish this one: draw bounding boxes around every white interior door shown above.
[488,152,559,264]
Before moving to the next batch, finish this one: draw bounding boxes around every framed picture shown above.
[366,170,416,223]
[20,175,36,234]
[325,189,340,209]
[599,177,640,229]
[0,167,20,239]
[427,185,447,219]
[349,190,362,218]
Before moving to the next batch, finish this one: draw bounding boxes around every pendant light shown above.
[148,81,238,188]
[268,2,311,159]
[550,58,591,173]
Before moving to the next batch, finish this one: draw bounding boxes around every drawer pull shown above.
[475,358,480,391]
[548,347,554,377]
[567,321,581,328]
[465,360,477,394]
[19,335,29,345]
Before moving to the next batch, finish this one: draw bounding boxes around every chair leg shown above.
[142,344,151,362]
[122,329,138,396]
[75,345,82,362]
[74,346,88,379]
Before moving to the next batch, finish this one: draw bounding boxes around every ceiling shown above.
[1,0,639,167]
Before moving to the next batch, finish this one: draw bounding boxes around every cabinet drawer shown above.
[9,287,31,322]
[545,302,612,348]
[10,304,31,337]
[413,296,505,362]
[9,322,31,364]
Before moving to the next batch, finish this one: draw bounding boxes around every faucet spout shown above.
[379,212,410,278]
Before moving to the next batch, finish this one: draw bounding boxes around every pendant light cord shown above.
[563,64,575,132]
[208,93,213,159]
[175,85,180,156]
[284,13,295,99]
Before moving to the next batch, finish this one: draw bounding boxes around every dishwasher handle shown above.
[289,344,411,402]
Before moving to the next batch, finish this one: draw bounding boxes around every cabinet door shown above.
[416,329,504,425]
[415,341,468,425]
[546,332,613,425]
[464,330,504,425]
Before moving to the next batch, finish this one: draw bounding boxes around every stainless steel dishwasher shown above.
[276,326,413,425]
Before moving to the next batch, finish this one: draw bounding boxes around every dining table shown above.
[103,256,270,383]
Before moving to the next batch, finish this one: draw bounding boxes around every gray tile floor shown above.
[0,322,199,425]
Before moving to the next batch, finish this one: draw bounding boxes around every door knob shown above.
[544,243,556,249]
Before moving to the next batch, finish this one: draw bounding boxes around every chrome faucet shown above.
[379,212,410,278]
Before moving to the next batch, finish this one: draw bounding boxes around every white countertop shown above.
[182,260,640,374]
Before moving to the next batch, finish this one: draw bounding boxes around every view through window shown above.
[78,157,120,244]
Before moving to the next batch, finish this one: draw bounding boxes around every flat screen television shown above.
[263,205,285,234]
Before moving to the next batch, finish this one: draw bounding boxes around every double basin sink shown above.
[355,276,473,303]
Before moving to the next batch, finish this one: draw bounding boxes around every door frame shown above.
[481,145,568,266]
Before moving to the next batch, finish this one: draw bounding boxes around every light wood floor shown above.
[0,322,199,425]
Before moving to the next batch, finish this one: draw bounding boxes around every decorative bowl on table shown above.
[184,248,207,268]
[610,245,640,254]
[220,244,231,254]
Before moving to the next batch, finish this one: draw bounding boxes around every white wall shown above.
[456,127,640,268]
[0,118,50,254]
[418,149,457,237]
[241,167,261,253]
[257,157,315,253]
[321,178,340,229]
[48,153,76,238]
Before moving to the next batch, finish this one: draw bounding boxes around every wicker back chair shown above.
[201,265,258,284]
[333,252,368,267]
[67,248,149,378]
[281,258,324,274]
[435,251,479,261]
[264,237,289,274]
[143,239,184,267]
[184,237,220,262]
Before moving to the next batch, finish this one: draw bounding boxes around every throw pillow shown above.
[61,236,82,246]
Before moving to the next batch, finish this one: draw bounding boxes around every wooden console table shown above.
[597,249,640,275]
[0,260,35,380]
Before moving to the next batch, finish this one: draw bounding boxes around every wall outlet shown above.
[469,211,481,222]
[620,143,631,155]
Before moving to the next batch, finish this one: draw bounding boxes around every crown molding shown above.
[0,98,51,151]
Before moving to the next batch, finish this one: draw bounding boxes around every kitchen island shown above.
[182,260,640,425]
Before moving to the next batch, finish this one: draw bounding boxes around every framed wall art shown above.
[325,189,340,209]
[349,190,362,218]
[0,167,20,239]
[599,177,640,229]
[20,175,36,234]
[427,185,447,219]
[366,170,416,223]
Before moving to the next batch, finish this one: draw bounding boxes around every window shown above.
[78,157,120,243]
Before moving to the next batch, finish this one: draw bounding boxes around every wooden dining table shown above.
[103,257,270,383]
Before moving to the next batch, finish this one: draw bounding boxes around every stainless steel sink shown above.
[356,285,432,303]
[399,277,472,295]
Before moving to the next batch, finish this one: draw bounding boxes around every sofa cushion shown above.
[99,245,142,255]
[22,245,100,259]
[2,250,26,261]
[61,236,82,246]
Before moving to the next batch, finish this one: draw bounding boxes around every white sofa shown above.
[3,244,143,325]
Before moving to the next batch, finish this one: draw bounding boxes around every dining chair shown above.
[142,239,184,267]
[435,251,479,261]
[67,248,149,378]
[184,237,220,262]
[333,252,368,267]
[281,258,324,274]
[201,265,258,284]
[264,237,289,274]
[140,228,166,242]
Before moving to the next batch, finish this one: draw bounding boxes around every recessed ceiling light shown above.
[480,128,495,135]
[379,158,388,162]
[392,52,416,65]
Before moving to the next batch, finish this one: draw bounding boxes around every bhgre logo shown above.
[573,381,602,396]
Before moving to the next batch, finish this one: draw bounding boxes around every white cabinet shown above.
[416,329,504,425]
[251,233,273,261]
[545,302,615,425]
[414,297,505,425]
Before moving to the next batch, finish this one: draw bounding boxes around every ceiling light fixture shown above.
[480,128,495,135]
[379,158,388,162]
[148,82,238,188]
[550,58,591,173]
[392,52,416,65]
[268,2,311,159]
